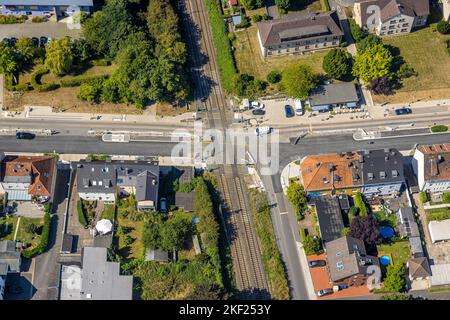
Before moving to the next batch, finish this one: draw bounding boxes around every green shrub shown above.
[22,203,52,258]
[30,67,59,92]
[419,191,428,203]
[0,15,27,24]
[60,74,109,87]
[437,20,450,35]
[31,16,45,23]
[236,15,250,29]
[303,235,323,255]
[90,58,111,67]
[431,125,448,133]
[77,200,88,227]
[205,0,238,93]
[354,193,368,217]
[444,193,450,204]
[267,70,282,84]
[349,18,367,42]
[251,15,262,23]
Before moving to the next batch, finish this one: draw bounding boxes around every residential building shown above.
[300,151,363,195]
[412,144,450,193]
[407,257,431,280]
[440,0,450,21]
[325,235,380,287]
[60,247,133,300]
[357,148,404,198]
[256,10,343,57]
[0,155,56,202]
[0,240,21,300]
[0,0,93,17]
[76,159,160,211]
[312,196,346,243]
[308,82,360,112]
[353,0,429,36]
[428,219,450,243]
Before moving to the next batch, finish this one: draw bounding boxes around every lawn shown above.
[15,217,43,248]
[425,207,450,222]
[373,27,450,104]
[116,214,144,260]
[0,216,18,240]
[377,239,410,266]
[373,211,397,227]
[101,204,116,221]
[233,25,329,81]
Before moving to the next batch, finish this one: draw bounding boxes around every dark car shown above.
[39,36,48,47]
[284,105,294,118]
[317,288,334,297]
[252,109,265,116]
[10,37,17,46]
[308,260,326,268]
[2,38,10,46]
[31,37,39,47]
[16,132,35,140]
[395,107,412,115]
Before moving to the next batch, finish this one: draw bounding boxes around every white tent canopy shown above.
[95,219,113,235]
[428,219,450,243]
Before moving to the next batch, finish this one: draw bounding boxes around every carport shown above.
[6,190,31,201]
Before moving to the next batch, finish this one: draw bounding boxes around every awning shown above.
[6,190,32,201]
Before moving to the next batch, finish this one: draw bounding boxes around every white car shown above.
[251,101,265,109]
[254,126,272,136]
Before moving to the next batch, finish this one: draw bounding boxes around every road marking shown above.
[280,211,288,215]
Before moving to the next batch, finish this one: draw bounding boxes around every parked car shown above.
[16,132,35,140]
[284,105,294,118]
[252,109,265,116]
[47,37,53,45]
[395,107,412,115]
[254,126,272,136]
[10,37,17,46]
[317,288,334,297]
[31,37,39,47]
[39,36,48,47]
[308,260,326,268]
[294,100,304,116]
[160,197,167,213]
[251,101,264,109]
[2,38,10,46]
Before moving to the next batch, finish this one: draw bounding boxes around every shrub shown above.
[444,193,450,204]
[420,191,428,203]
[0,15,27,24]
[31,16,45,23]
[354,193,368,216]
[384,263,407,293]
[267,70,282,84]
[77,200,88,227]
[437,20,450,35]
[303,235,323,255]
[251,15,262,23]
[431,125,448,133]
[60,74,109,87]
[349,18,367,42]
[22,203,52,258]
[90,58,111,67]
[30,67,59,92]
[398,63,417,79]
[236,15,250,29]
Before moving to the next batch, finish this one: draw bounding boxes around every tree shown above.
[267,70,282,84]
[349,215,382,246]
[71,39,94,64]
[275,0,291,12]
[353,43,393,85]
[356,34,381,53]
[240,0,263,10]
[142,217,162,250]
[384,263,407,292]
[78,78,104,103]
[14,37,39,69]
[369,76,393,95]
[303,235,323,255]
[322,48,353,80]
[45,37,73,75]
[286,182,307,217]
[233,73,266,98]
[159,213,193,251]
[281,64,317,99]
[349,18,367,42]
[437,20,450,35]
[0,43,17,77]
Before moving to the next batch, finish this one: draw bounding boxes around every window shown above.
[332,41,337,45]
[305,45,309,49]
[399,19,405,22]
[401,28,408,32]
[389,25,395,30]
[402,23,409,27]
[30,6,38,10]
[336,261,344,270]
[336,251,342,257]
[390,20,397,24]
[388,31,394,34]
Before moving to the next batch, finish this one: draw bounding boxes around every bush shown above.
[303,235,323,255]
[398,63,417,79]
[0,15,27,24]
[349,18,367,42]
[77,200,88,227]
[384,263,407,293]
[420,191,428,203]
[90,58,111,67]
[354,193,368,217]
[236,15,250,29]
[251,15,262,23]
[267,70,282,84]
[30,67,59,92]
[431,125,448,133]
[60,74,109,87]
[444,193,450,204]
[437,20,450,35]
[205,0,238,93]
[22,203,52,258]
[31,16,45,23]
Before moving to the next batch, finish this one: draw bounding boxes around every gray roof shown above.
[145,249,169,262]
[257,10,343,47]
[0,0,94,6]
[3,175,31,183]
[80,247,133,300]
[175,166,194,184]
[396,207,420,238]
[314,196,345,243]
[409,236,424,258]
[0,240,21,273]
[135,170,158,202]
[309,82,359,107]
[356,0,430,25]
[358,148,404,186]
[0,263,8,276]
[175,192,195,212]
[408,257,431,278]
[325,236,379,282]
[76,162,116,194]
[61,234,74,253]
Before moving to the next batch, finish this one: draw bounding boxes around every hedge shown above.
[205,0,238,94]
[60,74,109,87]
[22,203,52,259]
[77,200,88,227]
[419,191,428,203]
[354,192,368,217]
[31,16,45,23]
[431,125,449,133]
[0,15,27,24]
[30,67,59,92]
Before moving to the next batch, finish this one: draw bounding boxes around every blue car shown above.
[284,105,294,118]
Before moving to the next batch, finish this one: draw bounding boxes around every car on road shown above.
[395,107,412,115]
[252,109,265,116]
[251,101,264,109]
[31,37,39,47]
[317,288,334,297]
[39,36,48,47]
[284,105,294,118]
[16,132,35,140]
[308,260,326,268]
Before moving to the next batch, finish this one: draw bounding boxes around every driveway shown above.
[0,21,81,39]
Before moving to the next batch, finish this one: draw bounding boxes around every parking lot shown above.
[0,20,81,40]
[6,201,46,218]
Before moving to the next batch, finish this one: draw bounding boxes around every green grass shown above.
[377,240,411,266]
[15,217,43,248]
[0,216,18,240]
[425,207,450,222]
[374,211,397,227]
[101,204,116,221]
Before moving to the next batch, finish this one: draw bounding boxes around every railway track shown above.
[182,0,269,298]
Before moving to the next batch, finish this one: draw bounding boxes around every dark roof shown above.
[337,194,351,211]
[175,166,194,184]
[309,82,359,107]
[175,192,195,212]
[356,0,430,25]
[409,236,424,258]
[314,196,345,243]
[0,240,21,273]
[76,162,116,194]
[396,207,420,238]
[358,148,404,186]
[135,170,158,202]
[408,257,431,278]
[257,10,343,47]
[325,236,379,282]
[0,263,8,276]
[61,234,74,253]
[145,249,169,262]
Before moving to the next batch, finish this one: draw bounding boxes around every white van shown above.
[254,126,272,136]
[294,100,304,116]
